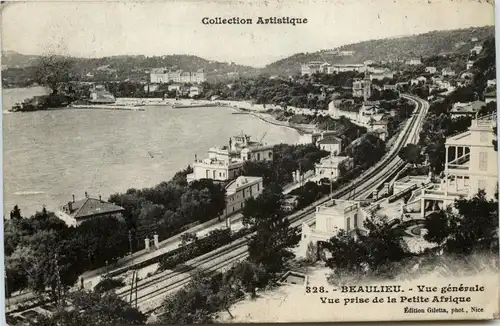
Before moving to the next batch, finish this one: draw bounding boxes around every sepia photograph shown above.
[1,0,498,324]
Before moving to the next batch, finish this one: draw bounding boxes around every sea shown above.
[2,87,300,216]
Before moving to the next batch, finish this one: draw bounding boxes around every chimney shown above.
[85,191,88,198]
[99,195,102,202]
[68,201,73,213]
[72,194,75,203]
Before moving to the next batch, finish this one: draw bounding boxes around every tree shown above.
[325,230,368,273]
[325,215,410,275]
[35,290,146,325]
[244,183,300,273]
[398,144,423,166]
[10,205,22,219]
[423,210,451,245]
[444,190,499,254]
[34,56,75,94]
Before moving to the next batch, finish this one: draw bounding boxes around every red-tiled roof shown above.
[63,198,124,219]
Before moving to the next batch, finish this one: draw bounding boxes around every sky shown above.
[1,0,495,67]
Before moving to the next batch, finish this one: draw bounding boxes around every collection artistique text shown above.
[202,17,308,26]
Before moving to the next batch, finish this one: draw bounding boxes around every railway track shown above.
[121,94,429,314]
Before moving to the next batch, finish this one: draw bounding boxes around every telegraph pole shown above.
[134,273,138,308]
[128,230,133,255]
[129,270,135,304]
[54,253,63,307]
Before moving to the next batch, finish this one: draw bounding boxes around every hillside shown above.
[264,26,495,75]
[1,52,260,86]
[1,51,41,69]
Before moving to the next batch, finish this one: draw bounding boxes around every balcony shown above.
[446,152,470,171]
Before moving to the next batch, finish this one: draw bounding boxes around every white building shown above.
[187,157,244,182]
[150,68,206,84]
[330,63,366,73]
[406,58,422,65]
[450,101,486,117]
[317,136,342,154]
[352,78,372,100]
[187,134,273,182]
[417,114,498,217]
[466,60,475,70]
[314,155,354,181]
[471,44,483,55]
[57,194,125,227]
[298,199,369,257]
[223,176,263,217]
[301,61,326,75]
[487,79,497,87]
[298,130,341,146]
[484,91,496,104]
[369,71,394,81]
[441,68,456,77]
[425,66,437,74]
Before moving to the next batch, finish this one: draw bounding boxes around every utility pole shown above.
[134,273,138,309]
[5,271,10,308]
[128,230,133,255]
[129,270,136,304]
[54,253,63,307]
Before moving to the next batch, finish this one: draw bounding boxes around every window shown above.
[479,152,488,171]
[242,190,246,198]
[257,153,261,160]
[354,214,358,228]
[478,179,486,191]
[346,217,351,231]
[480,132,488,143]
[268,152,272,158]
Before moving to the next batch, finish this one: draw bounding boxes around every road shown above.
[117,94,430,314]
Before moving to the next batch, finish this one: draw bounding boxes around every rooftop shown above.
[225,176,263,194]
[316,199,359,215]
[62,197,124,220]
[450,101,485,114]
[317,136,342,145]
[317,155,351,166]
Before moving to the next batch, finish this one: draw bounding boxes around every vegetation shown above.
[264,26,494,75]
[398,144,424,166]
[424,191,498,254]
[158,262,268,324]
[243,183,300,273]
[242,144,329,186]
[34,290,146,325]
[108,168,227,252]
[4,208,129,301]
[202,76,324,109]
[324,215,412,276]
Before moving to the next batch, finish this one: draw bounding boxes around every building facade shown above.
[298,199,369,257]
[150,68,206,84]
[417,114,498,217]
[223,176,263,216]
[314,155,354,180]
[317,136,342,154]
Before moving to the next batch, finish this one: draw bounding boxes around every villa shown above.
[57,193,125,227]
[223,176,263,217]
[298,199,370,258]
[405,114,498,217]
